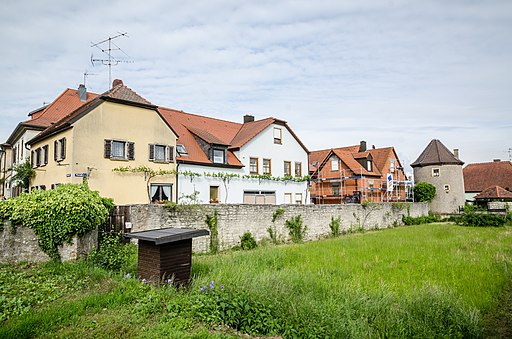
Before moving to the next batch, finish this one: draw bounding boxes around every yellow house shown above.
[26,80,179,205]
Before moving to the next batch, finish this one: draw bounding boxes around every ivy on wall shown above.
[0,184,113,261]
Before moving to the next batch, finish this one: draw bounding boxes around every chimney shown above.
[359,140,367,152]
[453,148,459,160]
[77,84,87,102]
[243,114,255,123]
[112,79,123,88]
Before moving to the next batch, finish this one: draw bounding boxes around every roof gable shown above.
[411,139,463,167]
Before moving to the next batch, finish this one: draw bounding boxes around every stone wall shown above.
[126,202,429,252]
[488,201,511,211]
[0,221,98,264]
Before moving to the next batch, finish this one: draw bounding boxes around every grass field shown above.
[1,223,511,338]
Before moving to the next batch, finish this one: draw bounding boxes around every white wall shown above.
[177,123,310,205]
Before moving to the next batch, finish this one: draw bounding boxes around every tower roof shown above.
[411,139,464,168]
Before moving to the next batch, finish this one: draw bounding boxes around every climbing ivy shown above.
[205,210,219,254]
[0,184,112,261]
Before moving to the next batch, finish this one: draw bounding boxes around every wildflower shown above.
[200,286,206,293]
[220,285,224,290]
[167,278,173,284]
[209,280,214,289]
[142,278,147,284]
[124,273,131,279]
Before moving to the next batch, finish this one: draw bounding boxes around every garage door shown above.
[243,191,276,205]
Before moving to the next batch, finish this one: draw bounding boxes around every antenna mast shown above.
[91,32,132,87]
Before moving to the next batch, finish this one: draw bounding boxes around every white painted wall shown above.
[6,129,41,197]
[177,123,310,205]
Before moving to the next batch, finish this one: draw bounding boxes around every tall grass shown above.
[1,224,511,338]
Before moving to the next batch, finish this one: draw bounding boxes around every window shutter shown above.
[128,142,135,160]
[54,140,58,161]
[104,139,112,158]
[43,145,48,165]
[149,144,155,161]
[167,145,174,162]
[61,138,66,160]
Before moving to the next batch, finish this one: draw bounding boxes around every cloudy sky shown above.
[1,0,511,173]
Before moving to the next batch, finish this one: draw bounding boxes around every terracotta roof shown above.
[463,161,512,192]
[230,118,275,149]
[26,88,98,127]
[368,147,403,173]
[474,185,512,200]
[332,149,381,177]
[158,107,243,167]
[309,145,359,172]
[28,83,155,145]
[411,139,463,167]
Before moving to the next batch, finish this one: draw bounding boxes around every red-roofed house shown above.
[25,81,178,205]
[463,160,512,201]
[157,110,310,204]
[309,141,408,204]
[1,85,98,198]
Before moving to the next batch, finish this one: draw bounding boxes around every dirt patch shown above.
[483,279,512,338]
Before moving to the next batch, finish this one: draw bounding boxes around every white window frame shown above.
[432,168,440,177]
[212,149,225,164]
[331,158,339,171]
[273,127,282,144]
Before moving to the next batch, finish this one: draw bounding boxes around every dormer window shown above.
[212,149,225,164]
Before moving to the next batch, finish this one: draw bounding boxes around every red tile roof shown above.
[463,161,512,192]
[411,139,463,167]
[309,145,359,172]
[474,185,512,200]
[230,118,275,149]
[25,88,98,127]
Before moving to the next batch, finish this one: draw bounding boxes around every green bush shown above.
[449,211,508,227]
[285,215,307,243]
[402,211,441,225]
[0,184,111,261]
[88,233,134,271]
[240,231,257,250]
[329,216,341,237]
[413,182,436,202]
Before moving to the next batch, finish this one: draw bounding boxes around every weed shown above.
[329,216,341,237]
[285,215,307,243]
[240,231,257,250]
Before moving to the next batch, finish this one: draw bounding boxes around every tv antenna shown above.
[91,32,132,87]
[83,71,97,87]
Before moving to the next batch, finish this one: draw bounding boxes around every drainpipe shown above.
[175,162,179,204]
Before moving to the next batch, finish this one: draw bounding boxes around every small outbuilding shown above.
[126,227,209,285]
[474,185,512,210]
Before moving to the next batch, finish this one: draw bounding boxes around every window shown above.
[176,144,188,156]
[32,148,42,168]
[389,158,395,173]
[54,138,66,162]
[243,191,276,204]
[213,149,225,164]
[331,157,339,171]
[104,139,135,160]
[149,144,174,163]
[250,157,258,174]
[273,127,282,144]
[332,183,340,196]
[210,186,219,203]
[150,184,172,203]
[42,145,49,166]
[444,184,450,192]
[294,162,302,177]
[263,159,271,175]
[284,161,291,176]
[366,160,372,172]
[295,193,303,205]
[284,193,292,204]
[432,168,440,177]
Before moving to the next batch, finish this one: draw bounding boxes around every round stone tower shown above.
[411,139,465,214]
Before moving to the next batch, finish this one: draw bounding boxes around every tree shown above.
[413,182,436,202]
[10,159,35,191]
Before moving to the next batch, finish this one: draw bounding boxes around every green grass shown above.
[1,224,511,338]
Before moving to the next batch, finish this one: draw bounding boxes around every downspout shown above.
[0,148,5,198]
[25,142,32,192]
[175,162,179,204]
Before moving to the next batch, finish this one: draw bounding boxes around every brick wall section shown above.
[126,203,429,252]
[0,221,97,264]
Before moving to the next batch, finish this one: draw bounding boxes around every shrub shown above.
[0,184,111,261]
[449,211,508,227]
[285,215,307,243]
[88,233,133,271]
[413,182,436,202]
[329,216,341,237]
[240,231,257,250]
[402,211,441,225]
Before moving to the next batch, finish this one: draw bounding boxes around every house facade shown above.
[411,139,465,214]
[309,141,408,204]
[0,86,97,199]
[158,109,310,205]
[463,160,512,202]
[26,81,178,205]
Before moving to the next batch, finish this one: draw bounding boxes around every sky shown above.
[1,0,511,174]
